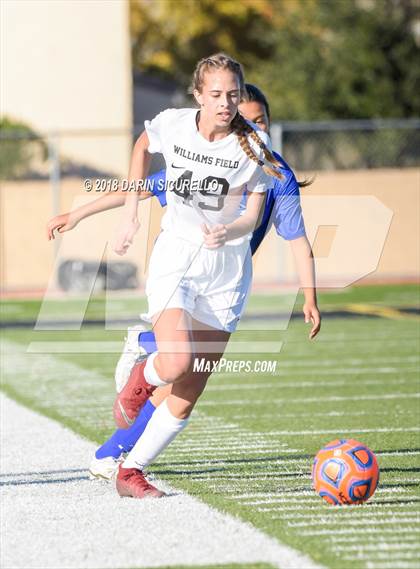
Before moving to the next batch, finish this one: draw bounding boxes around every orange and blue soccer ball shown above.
[312,439,379,505]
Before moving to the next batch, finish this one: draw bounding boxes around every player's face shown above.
[194,69,241,130]
[238,101,270,133]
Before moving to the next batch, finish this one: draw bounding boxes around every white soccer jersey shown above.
[144,108,271,244]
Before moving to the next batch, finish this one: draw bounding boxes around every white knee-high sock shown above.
[144,352,168,387]
[122,399,188,470]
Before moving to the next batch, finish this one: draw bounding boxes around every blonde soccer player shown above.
[110,54,292,498]
[48,80,321,491]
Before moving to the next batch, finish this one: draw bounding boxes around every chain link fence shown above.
[271,119,420,170]
[1,119,419,182]
[1,118,418,291]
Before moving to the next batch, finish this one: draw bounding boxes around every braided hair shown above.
[230,111,284,181]
[190,53,284,181]
[242,83,313,188]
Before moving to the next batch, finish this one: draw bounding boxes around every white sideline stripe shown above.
[27,340,284,354]
[245,497,419,506]
[378,450,420,456]
[268,512,418,521]
[332,536,420,543]
[166,445,298,453]
[237,410,419,419]
[300,528,420,536]
[165,448,300,457]
[0,359,322,569]
[241,496,419,506]
[235,488,407,500]
[366,561,419,569]
[206,378,418,392]
[192,469,308,477]
[335,544,420,552]
[287,518,420,528]
[388,477,420,483]
[168,443,285,450]
[348,555,419,563]
[246,497,415,507]
[235,491,392,501]
[169,440,289,448]
[291,333,418,342]
[186,424,243,430]
[252,427,420,436]
[346,554,420,562]
[167,435,299,451]
[255,504,420,512]
[210,369,419,382]
[347,553,419,562]
[274,342,418,351]
[226,356,420,368]
[159,461,307,471]
[175,437,291,445]
[198,393,420,406]
[21,339,420,358]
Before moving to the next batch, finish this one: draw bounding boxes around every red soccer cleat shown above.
[116,465,165,499]
[113,359,156,429]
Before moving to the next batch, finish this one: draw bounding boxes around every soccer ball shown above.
[312,439,379,505]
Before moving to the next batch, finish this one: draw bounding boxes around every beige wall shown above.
[0,179,154,291]
[0,0,132,176]
[260,168,420,287]
[302,169,419,285]
[0,169,418,292]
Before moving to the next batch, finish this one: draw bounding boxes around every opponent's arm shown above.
[114,131,152,255]
[202,191,265,249]
[289,235,321,339]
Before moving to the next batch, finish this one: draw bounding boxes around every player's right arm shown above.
[114,131,152,256]
[47,192,131,240]
[46,168,166,241]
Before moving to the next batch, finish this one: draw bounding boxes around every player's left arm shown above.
[202,190,265,249]
[289,235,321,340]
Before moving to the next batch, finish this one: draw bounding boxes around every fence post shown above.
[48,132,61,261]
[270,122,283,156]
[268,122,285,284]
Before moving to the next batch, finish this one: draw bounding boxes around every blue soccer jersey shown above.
[145,149,306,253]
[145,170,167,207]
[248,151,306,254]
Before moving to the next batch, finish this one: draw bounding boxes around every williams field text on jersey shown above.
[174,145,240,169]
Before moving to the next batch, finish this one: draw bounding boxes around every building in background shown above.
[1,0,132,176]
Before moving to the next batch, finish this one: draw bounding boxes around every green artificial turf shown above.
[1,284,419,569]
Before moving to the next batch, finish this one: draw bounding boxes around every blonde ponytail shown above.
[231,112,284,181]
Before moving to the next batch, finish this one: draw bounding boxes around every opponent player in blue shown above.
[47,84,321,481]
